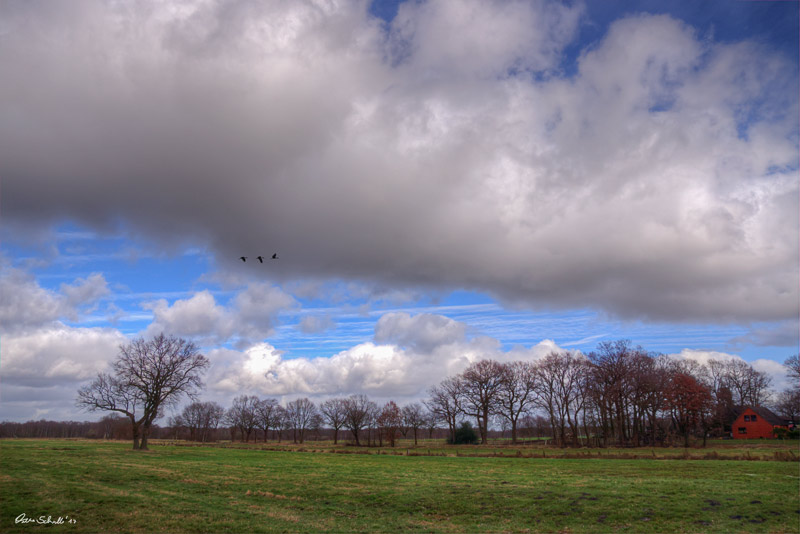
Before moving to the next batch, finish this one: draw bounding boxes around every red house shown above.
[731,407,788,439]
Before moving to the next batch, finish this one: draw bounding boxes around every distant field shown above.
[1,439,798,533]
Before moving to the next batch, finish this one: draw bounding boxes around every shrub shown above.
[449,422,479,445]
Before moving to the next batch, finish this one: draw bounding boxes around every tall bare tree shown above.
[343,394,376,446]
[401,403,426,445]
[536,351,585,447]
[461,359,506,444]
[424,376,462,443]
[775,355,800,424]
[286,398,317,444]
[227,395,260,442]
[666,370,712,447]
[77,334,209,450]
[722,359,772,407]
[784,355,799,388]
[495,361,537,444]
[255,398,281,442]
[377,401,402,447]
[320,398,348,444]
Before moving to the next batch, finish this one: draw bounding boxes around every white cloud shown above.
[232,283,299,338]
[60,272,110,308]
[0,266,64,332]
[0,264,110,333]
[374,312,467,351]
[388,0,582,78]
[0,324,126,386]
[144,284,297,343]
[205,312,562,403]
[144,290,235,341]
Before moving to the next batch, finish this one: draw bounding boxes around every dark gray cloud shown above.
[1,1,797,323]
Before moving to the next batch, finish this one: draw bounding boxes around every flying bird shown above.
[257,256,264,263]
[272,253,279,260]
[239,256,247,262]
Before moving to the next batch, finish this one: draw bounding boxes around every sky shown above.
[1,0,798,422]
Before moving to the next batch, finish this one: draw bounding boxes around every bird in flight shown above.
[257,256,264,263]
[272,253,279,259]
[240,256,247,262]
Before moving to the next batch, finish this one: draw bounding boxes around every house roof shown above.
[733,406,785,426]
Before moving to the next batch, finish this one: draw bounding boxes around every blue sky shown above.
[1,0,797,421]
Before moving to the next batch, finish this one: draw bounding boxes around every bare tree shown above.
[784,355,799,388]
[255,398,280,442]
[666,370,712,447]
[377,401,402,447]
[77,334,209,450]
[495,361,538,443]
[320,398,348,444]
[274,405,289,442]
[401,403,426,445]
[227,395,260,442]
[461,359,506,444]
[343,394,376,446]
[775,355,800,424]
[722,359,772,407]
[285,398,317,444]
[179,401,222,442]
[424,410,440,439]
[535,351,585,447]
[424,376,462,443]
[775,389,800,423]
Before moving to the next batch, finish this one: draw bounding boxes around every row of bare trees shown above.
[205,394,437,446]
[72,333,796,450]
[426,340,791,448]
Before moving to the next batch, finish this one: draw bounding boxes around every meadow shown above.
[1,439,798,533]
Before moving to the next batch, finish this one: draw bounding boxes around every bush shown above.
[772,428,799,440]
[449,422,479,445]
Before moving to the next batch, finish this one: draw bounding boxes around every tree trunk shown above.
[479,409,489,444]
[130,417,141,450]
[140,424,151,450]
[333,428,338,445]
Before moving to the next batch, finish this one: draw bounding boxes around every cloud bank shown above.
[1,1,797,324]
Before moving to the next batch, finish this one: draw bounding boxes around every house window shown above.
[738,427,747,434]
[744,415,750,422]
[751,415,757,421]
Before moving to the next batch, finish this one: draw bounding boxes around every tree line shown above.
[67,334,799,450]
[426,340,798,448]
[176,395,437,447]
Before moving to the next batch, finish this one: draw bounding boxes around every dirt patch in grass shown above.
[265,509,301,523]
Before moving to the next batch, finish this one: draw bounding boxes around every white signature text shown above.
[15,513,77,525]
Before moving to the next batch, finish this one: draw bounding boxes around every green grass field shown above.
[1,439,798,533]
[183,437,799,461]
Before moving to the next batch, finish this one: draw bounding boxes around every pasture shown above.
[1,439,798,533]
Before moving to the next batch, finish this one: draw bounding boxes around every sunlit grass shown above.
[1,439,798,533]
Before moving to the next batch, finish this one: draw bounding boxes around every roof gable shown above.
[735,406,785,426]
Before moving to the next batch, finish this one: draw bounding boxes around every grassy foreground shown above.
[1,440,798,533]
